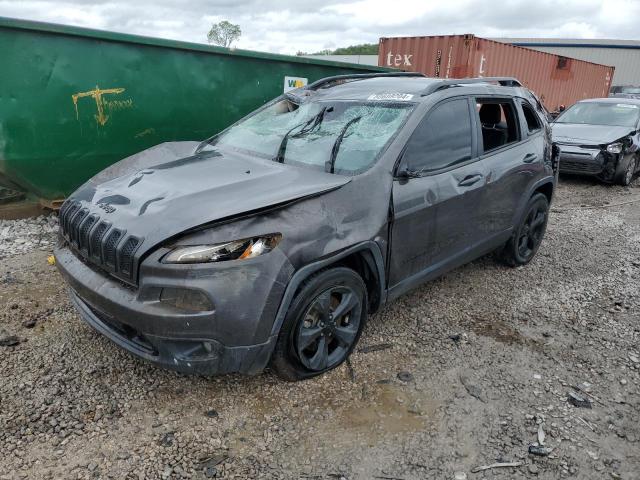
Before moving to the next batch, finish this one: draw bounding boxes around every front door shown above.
[389,96,489,289]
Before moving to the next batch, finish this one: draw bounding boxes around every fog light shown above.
[159,288,213,312]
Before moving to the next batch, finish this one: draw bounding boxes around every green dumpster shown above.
[0,17,389,201]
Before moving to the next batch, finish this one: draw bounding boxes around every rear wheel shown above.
[616,154,637,186]
[270,267,367,381]
[502,193,549,267]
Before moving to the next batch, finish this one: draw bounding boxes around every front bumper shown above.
[55,242,293,375]
[557,145,617,179]
[68,289,276,375]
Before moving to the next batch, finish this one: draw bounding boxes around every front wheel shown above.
[502,193,549,267]
[270,267,367,381]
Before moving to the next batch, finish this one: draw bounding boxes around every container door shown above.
[389,97,488,287]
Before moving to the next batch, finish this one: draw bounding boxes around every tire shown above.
[615,154,637,186]
[502,193,550,267]
[270,267,368,381]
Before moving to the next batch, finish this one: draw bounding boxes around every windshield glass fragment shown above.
[556,102,640,127]
[212,99,414,174]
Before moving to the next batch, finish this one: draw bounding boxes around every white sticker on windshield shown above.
[368,93,414,101]
[616,103,638,108]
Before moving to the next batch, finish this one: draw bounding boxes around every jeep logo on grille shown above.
[98,202,116,213]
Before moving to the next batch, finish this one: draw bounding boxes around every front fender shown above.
[268,240,386,339]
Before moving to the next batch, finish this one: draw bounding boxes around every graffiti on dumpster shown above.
[71,85,132,126]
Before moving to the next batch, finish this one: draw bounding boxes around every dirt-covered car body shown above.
[552,97,640,184]
[55,74,555,376]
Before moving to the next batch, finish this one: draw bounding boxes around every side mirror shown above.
[396,167,411,179]
[395,166,421,180]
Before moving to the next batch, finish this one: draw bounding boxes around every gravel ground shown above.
[1,177,639,480]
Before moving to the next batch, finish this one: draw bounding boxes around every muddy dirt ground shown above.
[1,177,639,480]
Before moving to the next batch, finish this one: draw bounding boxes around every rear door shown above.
[472,97,540,235]
[389,96,489,288]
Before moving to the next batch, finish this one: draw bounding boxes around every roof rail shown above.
[306,72,426,91]
[420,77,522,96]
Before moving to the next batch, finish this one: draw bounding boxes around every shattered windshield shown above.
[211,99,414,174]
[555,102,640,127]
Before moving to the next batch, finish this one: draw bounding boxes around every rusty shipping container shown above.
[378,34,615,111]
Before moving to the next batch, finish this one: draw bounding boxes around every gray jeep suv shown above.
[55,73,556,381]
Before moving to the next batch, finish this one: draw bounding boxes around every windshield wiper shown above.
[273,106,332,163]
[325,116,362,174]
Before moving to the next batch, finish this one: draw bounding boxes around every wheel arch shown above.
[269,241,386,339]
[511,176,554,227]
[533,181,554,204]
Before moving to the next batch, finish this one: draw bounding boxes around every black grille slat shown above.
[78,215,98,251]
[64,203,79,234]
[63,203,80,237]
[59,201,72,227]
[103,229,123,268]
[70,209,89,245]
[66,207,83,240]
[119,237,141,277]
[58,201,74,238]
[89,222,110,261]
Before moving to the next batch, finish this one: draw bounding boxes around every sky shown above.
[0,0,639,55]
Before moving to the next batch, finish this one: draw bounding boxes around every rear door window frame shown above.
[472,96,523,159]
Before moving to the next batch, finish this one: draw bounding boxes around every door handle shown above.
[458,174,483,187]
[523,153,538,163]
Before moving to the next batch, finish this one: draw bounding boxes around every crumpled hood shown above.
[552,123,634,145]
[69,142,350,251]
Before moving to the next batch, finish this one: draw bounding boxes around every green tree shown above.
[333,43,378,55]
[207,20,241,48]
[311,49,333,55]
[310,43,379,55]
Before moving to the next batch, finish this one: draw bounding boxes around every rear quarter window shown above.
[521,101,542,134]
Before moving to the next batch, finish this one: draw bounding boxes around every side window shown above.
[475,99,520,153]
[403,98,472,172]
[521,101,542,134]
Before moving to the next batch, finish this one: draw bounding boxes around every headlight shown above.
[606,142,623,154]
[162,234,282,264]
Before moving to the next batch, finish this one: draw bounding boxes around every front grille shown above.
[560,159,603,173]
[558,149,604,175]
[59,201,143,284]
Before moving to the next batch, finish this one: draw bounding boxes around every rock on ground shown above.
[0,177,639,479]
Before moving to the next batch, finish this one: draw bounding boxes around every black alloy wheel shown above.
[502,193,549,267]
[295,286,362,371]
[270,267,368,381]
[517,202,547,260]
